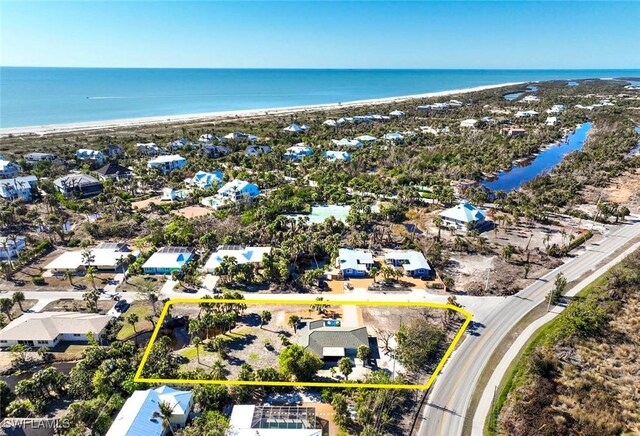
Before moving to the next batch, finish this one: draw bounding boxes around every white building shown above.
[439,201,487,231]
[184,171,223,190]
[147,155,187,174]
[168,138,193,151]
[323,119,338,127]
[0,236,26,260]
[203,245,272,274]
[354,134,377,143]
[384,250,432,278]
[136,143,165,156]
[283,123,305,133]
[515,110,539,118]
[75,149,106,165]
[0,312,112,348]
[382,132,404,142]
[323,150,351,161]
[546,116,558,126]
[142,247,194,275]
[228,405,321,436]
[217,180,260,202]
[0,175,37,201]
[337,248,374,278]
[244,145,272,157]
[331,138,363,147]
[546,104,566,114]
[521,95,540,103]
[107,386,193,436]
[0,159,21,179]
[460,119,478,128]
[44,242,136,273]
[24,152,57,163]
[389,110,405,117]
[284,145,313,160]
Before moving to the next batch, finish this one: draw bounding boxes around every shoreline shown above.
[0,81,524,137]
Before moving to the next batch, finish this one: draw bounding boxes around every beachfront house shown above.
[417,102,450,111]
[136,142,165,156]
[439,201,487,231]
[331,138,363,147]
[323,119,338,127]
[24,152,57,163]
[75,149,106,166]
[0,312,112,349]
[298,319,369,361]
[184,170,223,190]
[0,175,38,201]
[95,163,132,181]
[0,158,21,179]
[337,248,374,278]
[203,245,272,274]
[44,242,137,273]
[0,236,26,260]
[54,173,104,198]
[147,155,187,174]
[105,144,124,159]
[107,386,193,436]
[224,132,257,142]
[283,123,306,133]
[389,110,405,117]
[384,250,432,278]
[284,144,313,160]
[382,132,404,143]
[244,145,272,157]
[323,150,351,162]
[142,247,194,275]
[168,138,194,151]
[228,405,322,436]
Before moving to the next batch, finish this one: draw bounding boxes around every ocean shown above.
[1,68,639,128]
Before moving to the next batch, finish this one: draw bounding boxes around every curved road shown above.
[419,218,640,436]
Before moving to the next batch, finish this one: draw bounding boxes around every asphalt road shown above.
[419,218,640,436]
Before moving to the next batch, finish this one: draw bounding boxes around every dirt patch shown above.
[42,299,115,315]
[171,206,212,219]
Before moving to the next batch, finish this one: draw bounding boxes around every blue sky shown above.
[1,1,639,69]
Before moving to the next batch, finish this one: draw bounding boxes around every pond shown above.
[286,205,352,224]
[483,122,592,192]
[503,91,524,101]
[0,361,76,390]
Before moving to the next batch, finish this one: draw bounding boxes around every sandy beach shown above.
[0,81,524,137]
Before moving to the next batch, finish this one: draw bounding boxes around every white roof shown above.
[45,243,134,270]
[218,179,259,196]
[460,119,478,127]
[384,250,431,272]
[323,119,337,127]
[107,386,192,436]
[332,138,362,147]
[148,154,186,164]
[338,248,373,272]
[0,175,37,188]
[142,247,193,270]
[204,245,271,271]
[389,110,405,116]
[283,123,304,133]
[324,151,351,161]
[439,201,486,223]
[355,135,377,142]
[0,312,111,342]
[383,132,404,140]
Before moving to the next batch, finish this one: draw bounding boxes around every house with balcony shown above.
[54,173,103,198]
[439,201,487,231]
[0,236,26,260]
[147,155,187,174]
[0,158,21,178]
[76,149,106,166]
[0,175,38,201]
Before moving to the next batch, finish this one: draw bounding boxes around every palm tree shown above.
[12,292,25,312]
[288,315,300,333]
[63,270,74,287]
[369,266,379,283]
[81,249,95,268]
[433,216,443,240]
[259,310,272,329]
[144,314,156,330]
[157,401,176,436]
[192,336,202,363]
[86,266,98,291]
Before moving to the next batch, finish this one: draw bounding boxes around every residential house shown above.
[44,242,136,273]
[201,144,230,158]
[95,163,132,181]
[228,405,321,436]
[384,250,432,278]
[224,132,257,142]
[244,145,272,157]
[283,123,305,133]
[284,145,313,160]
[323,119,338,127]
[75,149,106,166]
[298,319,369,360]
[439,201,487,231]
[460,119,478,128]
[515,110,539,118]
[382,132,404,143]
[105,144,124,159]
[203,245,272,274]
[24,152,57,163]
[53,173,103,198]
[142,247,194,275]
[546,104,566,114]
[521,95,540,103]
[337,248,373,278]
[417,102,450,111]
[323,150,351,161]
[0,312,112,348]
[355,135,377,143]
[168,138,194,151]
[107,386,193,436]
[184,171,223,190]
[0,175,38,201]
[136,142,165,156]
[0,236,26,260]
[503,127,526,137]
[546,116,558,126]
[0,158,21,178]
[147,155,187,174]
[331,138,363,147]
[217,180,260,202]
[389,110,405,117]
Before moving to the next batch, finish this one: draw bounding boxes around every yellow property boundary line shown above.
[134,299,473,390]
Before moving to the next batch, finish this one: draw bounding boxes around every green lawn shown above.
[116,303,154,340]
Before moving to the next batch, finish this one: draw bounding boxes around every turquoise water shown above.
[483,122,592,192]
[1,68,639,128]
